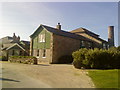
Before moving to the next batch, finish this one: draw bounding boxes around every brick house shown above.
[30,23,113,64]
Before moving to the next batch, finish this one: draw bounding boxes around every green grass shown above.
[88,69,119,88]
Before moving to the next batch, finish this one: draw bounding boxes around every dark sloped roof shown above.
[43,25,89,40]
[96,37,108,43]
[30,24,92,42]
[81,28,99,37]
[70,28,99,38]
[21,40,30,45]
[70,27,108,43]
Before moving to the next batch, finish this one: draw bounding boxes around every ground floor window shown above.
[37,49,39,56]
[42,49,46,58]
[103,43,106,49]
[80,40,85,48]
[12,50,14,55]
[81,41,85,46]
[19,51,22,55]
[88,42,92,49]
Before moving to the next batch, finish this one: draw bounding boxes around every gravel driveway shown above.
[1,61,95,88]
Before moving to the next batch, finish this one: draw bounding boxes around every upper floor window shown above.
[39,34,45,42]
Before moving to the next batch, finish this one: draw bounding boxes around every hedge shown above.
[72,47,120,69]
[0,56,8,61]
[9,56,37,65]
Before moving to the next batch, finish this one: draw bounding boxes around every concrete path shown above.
[1,61,95,88]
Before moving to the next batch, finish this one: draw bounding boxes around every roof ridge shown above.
[71,27,99,36]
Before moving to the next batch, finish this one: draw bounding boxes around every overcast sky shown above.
[0,2,118,46]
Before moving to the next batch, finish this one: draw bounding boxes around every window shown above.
[88,42,91,48]
[19,51,22,56]
[103,43,106,49]
[81,41,85,47]
[37,49,39,56]
[42,49,46,58]
[12,50,14,55]
[107,44,109,48]
[39,34,45,42]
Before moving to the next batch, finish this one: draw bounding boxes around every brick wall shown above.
[52,34,80,63]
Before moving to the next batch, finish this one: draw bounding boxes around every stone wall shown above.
[9,56,37,64]
[33,49,52,64]
[52,34,80,63]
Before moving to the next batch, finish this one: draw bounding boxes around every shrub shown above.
[72,48,88,68]
[9,56,37,65]
[85,49,111,69]
[72,47,120,69]
[0,56,8,61]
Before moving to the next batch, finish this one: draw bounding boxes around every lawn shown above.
[88,69,119,88]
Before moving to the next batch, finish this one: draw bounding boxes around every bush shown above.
[72,47,120,69]
[0,56,8,61]
[58,55,73,64]
[86,49,111,69]
[9,56,37,65]
[72,48,88,68]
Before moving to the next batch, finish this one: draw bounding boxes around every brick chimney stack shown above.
[108,26,114,47]
[56,23,61,30]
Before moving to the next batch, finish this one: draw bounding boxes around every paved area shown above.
[1,61,95,88]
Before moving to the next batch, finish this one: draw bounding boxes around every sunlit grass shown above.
[88,69,119,88]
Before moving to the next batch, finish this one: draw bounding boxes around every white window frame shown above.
[39,34,45,42]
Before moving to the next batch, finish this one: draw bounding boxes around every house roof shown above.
[20,40,30,45]
[0,36,13,44]
[1,36,13,40]
[30,24,92,42]
[6,43,25,51]
[70,28,99,38]
[2,43,15,50]
[70,27,108,43]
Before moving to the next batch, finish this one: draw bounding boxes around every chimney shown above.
[56,23,61,30]
[13,33,16,37]
[108,26,114,47]
[17,36,20,41]
[13,33,16,41]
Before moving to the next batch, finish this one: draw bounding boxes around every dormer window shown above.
[39,34,45,42]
